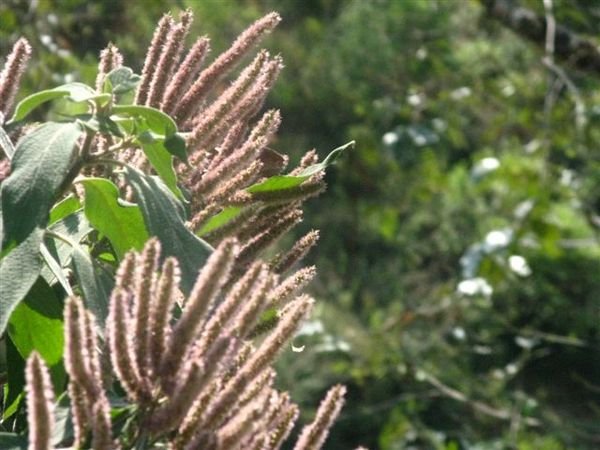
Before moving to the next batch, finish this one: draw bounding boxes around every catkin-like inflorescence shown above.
[197,261,264,351]
[268,399,300,450]
[65,297,98,398]
[64,297,114,448]
[149,336,231,434]
[95,42,123,92]
[135,14,174,105]
[173,12,281,123]
[132,238,161,375]
[272,230,320,274]
[25,353,55,450]
[235,208,303,270]
[191,109,281,198]
[268,266,317,307]
[147,10,193,108]
[148,256,181,373]
[185,50,269,153]
[293,385,347,450]
[0,37,32,119]
[107,289,148,401]
[162,36,211,114]
[160,238,238,380]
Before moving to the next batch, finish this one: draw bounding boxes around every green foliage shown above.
[80,178,148,259]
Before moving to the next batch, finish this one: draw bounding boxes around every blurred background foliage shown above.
[1,0,599,448]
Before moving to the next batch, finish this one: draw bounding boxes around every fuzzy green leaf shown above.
[0,228,43,335]
[49,195,81,224]
[40,243,73,296]
[80,178,148,259]
[71,245,113,328]
[125,166,213,294]
[197,206,243,236]
[136,137,184,199]
[1,122,83,245]
[246,175,309,194]
[7,277,64,366]
[0,124,15,159]
[164,132,188,162]
[2,337,25,422]
[103,66,141,96]
[296,140,354,177]
[247,141,354,194]
[10,83,97,122]
[112,104,176,136]
[0,433,26,450]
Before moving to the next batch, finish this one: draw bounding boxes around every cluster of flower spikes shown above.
[107,9,327,254]
[6,9,354,450]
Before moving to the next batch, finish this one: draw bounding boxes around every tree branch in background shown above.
[480,0,600,76]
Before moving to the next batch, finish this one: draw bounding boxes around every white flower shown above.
[508,255,532,276]
[457,277,493,297]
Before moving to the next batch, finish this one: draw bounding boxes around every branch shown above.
[420,370,541,427]
[480,0,600,76]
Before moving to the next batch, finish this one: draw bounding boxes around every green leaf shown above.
[2,338,25,422]
[49,195,81,224]
[112,105,176,136]
[136,138,184,200]
[41,210,91,294]
[197,206,243,236]
[71,245,113,328]
[247,175,310,194]
[0,432,27,449]
[80,178,149,259]
[40,242,73,296]
[7,277,64,366]
[164,132,188,162]
[47,210,93,260]
[103,66,141,96]
[297,140,354,177]
[10,83,96,122]
[0,124,15,159]
[52,395,74,447]
[124,166,213,294]
[0,228,43,335]
[246,141,355,194]
[1,122,83,245]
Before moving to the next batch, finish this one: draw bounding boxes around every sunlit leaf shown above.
[197,206,243,236]
[103,66,141,96]
[10,83,97,122]
[112,104,176,136]
[71,245,113,328]
[7,277,64,366]
[0,124,15,159]
[0,228,43,335]
[136,138,184,199]
[80,177,148,259]
[49,195,81,224]
[247,141,354,194]
[1,122,83,244]
[124,166,213,294]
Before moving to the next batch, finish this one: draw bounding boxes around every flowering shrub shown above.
[0,10,354,449]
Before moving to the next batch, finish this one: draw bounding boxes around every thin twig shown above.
[420,370,541,427]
